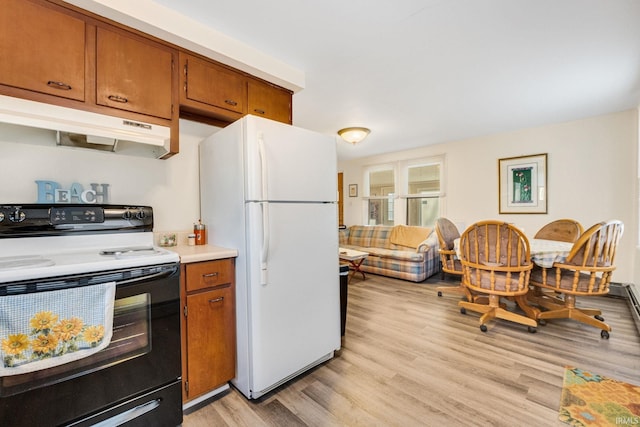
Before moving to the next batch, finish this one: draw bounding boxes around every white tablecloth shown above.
[453,238,573,268]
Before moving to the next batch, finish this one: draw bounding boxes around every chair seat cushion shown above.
[466,268,528,294]
[530,268,609,294]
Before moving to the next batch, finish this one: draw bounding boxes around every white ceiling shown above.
[87,1,640,160]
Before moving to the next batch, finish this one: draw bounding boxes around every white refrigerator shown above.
[199,115,341,399]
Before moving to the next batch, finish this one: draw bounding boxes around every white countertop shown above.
[166,244,238,264]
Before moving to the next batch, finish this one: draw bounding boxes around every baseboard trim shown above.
[608,282,627,297]
[182,384,230,414]
[618,282,640,335]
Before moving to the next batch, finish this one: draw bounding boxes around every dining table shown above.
[453,237,574,268]
[452,237,574,321]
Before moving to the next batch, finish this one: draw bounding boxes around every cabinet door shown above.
[185,285,236,399]
[96,27,173,119]
[182,54,246,115]
[247,79,292,124]
[0,0,85,101]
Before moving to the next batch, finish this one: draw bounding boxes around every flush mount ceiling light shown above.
[338,127,370,144]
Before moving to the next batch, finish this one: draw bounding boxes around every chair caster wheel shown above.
[437,291,443,297]
[538,319,546,326]
[528,326,537,333]
[460,308,466,315]
[480,324,487,332]
[595,315,604,321]
[601,330,610,339]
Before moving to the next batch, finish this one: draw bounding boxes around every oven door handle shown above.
[116,266,178,286]
[91,398,161,427]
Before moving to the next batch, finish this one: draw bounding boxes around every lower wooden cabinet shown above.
[181,258,236,402]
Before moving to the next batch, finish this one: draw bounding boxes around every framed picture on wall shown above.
[498,153,547,214]
[348,184,358,197]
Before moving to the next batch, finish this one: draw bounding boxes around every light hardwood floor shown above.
[183,273,640,426]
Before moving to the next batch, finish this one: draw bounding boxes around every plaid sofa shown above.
[339,225,440,282]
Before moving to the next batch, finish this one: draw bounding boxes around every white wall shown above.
[339,110,639,283]
[0,119,220,233]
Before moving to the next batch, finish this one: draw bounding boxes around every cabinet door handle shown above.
[209,297,224,303]
[224,99,238,106]
[203,272,219,278]
[253,108,266,115]
[108,95,129,103]
[47,81,72,91]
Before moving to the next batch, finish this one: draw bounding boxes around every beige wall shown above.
[339,110,639,283]
[0,119,219,233]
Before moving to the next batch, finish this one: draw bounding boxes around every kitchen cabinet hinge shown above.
[185,380,189,393]
[183,306,188,317]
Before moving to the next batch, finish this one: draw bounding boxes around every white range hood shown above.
[0,95,171,159]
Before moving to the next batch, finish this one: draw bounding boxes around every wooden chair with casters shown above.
[534,219,584,243]
[528,220,624,339]
[434,217,471,301]
[458,221,537,333]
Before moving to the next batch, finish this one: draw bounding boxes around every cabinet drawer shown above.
[185,259,234,292]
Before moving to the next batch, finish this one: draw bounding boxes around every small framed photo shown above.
[498,153,547,214]
[348,184,358,197]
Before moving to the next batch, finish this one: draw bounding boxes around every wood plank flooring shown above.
[183,273,640,426]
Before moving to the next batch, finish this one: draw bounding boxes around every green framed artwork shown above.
[498,153,547,214]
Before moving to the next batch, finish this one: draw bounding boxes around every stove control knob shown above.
[9,209,26,223]
[136,209,146,220]
[122,210,132,220]
[0,212,4,222]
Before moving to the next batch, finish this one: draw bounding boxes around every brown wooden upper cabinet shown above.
[180,52,246,121]
[0,0,86,102]
[96,27,174,120]
[248,78,292,124]
[180,52,292,125]
[0,0,293,158]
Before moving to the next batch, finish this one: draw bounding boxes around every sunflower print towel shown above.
[0,282,115,376]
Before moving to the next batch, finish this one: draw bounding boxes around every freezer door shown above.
[244,115,337,202]
[245,201,340,396]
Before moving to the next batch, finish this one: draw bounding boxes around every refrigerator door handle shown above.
[258,132,270,285]
[260,201,270,285]
[258,132,268,201]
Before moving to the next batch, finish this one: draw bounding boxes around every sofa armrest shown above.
[417,231,438,253]
[338,228,350,246]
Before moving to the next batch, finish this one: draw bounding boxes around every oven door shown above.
[0,262,182,427]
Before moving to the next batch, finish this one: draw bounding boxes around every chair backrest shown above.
[459,221,532,295]
[435,217,460,250]
[565,220,623,269]
[435,217,463,275]
[546,220,624,295]
[534,219,584,243]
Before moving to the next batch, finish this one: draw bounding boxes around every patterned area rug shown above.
[559,366,640,426]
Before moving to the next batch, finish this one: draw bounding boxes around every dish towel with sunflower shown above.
[0,282,115,376]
